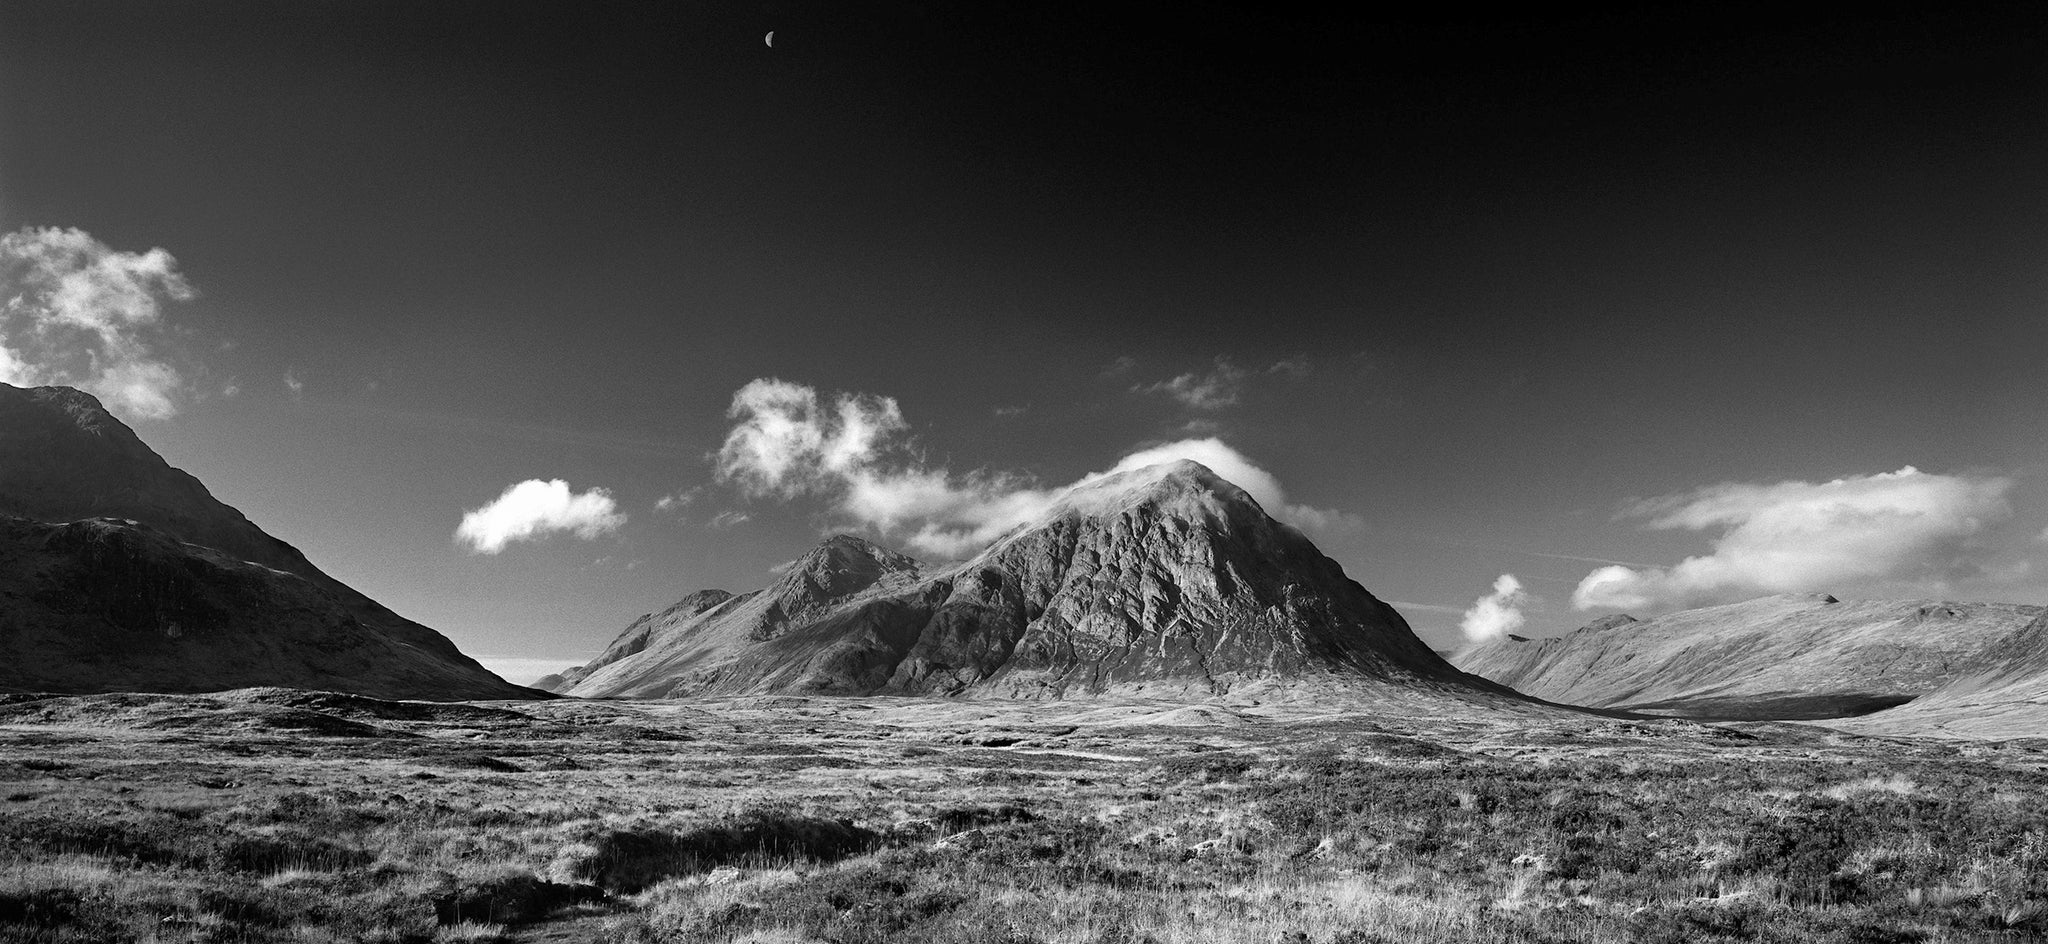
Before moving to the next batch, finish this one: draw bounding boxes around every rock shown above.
[931,829,986,851]
[0,382,533,700]
[563,460,1512,703]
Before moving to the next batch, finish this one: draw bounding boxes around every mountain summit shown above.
[555,459,1501,701]
[0,383,532,700]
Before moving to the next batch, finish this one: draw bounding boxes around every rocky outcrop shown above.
[1452,593,2044,720]
[0,382,532,700]
[565,460,1510,702]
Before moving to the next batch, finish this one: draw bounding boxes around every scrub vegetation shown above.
[1,690,2043,943]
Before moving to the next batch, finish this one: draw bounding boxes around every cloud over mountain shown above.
[0,227,195,419]
[715,378,1354,557]
[456,479,626,553]
[1461,574,1529,642]
[1572,467,2014,611]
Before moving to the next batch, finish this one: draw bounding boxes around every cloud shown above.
[0,227,196,419]
[284,369,304,398]
[1133,356,1314,411]
[456,479,627,554]
[653,487,700,513]
[1265,355,1312,377]
[1460,574,1530,643]
[714,378,1358,557]
[1571,467,2014,612]
[1135,357,1249,410]
[709,510,751,529]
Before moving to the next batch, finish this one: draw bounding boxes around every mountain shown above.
[562,459,1510,702]
[1830,610,2048,739]
[0,383,532,700]
[1452,593,2045,720]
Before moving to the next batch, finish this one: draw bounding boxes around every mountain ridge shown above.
[1453,593,2045,720]
[0,382,533,700]
[556,460,1517,705]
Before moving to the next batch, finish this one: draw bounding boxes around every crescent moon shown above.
[765,31,774,47]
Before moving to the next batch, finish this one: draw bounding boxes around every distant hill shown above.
[1452,593,2044,720]
[1829,610,2048,739]
[556,460,1519,704]
[0,383,533,700]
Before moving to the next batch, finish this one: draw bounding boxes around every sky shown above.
[3,4,2045,683]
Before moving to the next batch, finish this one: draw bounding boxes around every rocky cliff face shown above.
[565,460,1507,702]
[0,382,532,700]
[1452,593,2045,720]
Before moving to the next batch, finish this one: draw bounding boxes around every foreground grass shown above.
[0,692,2043,943]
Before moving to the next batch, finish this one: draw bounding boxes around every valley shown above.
[4,689,2046,944]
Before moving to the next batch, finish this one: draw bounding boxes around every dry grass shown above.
[0,692,2043,943]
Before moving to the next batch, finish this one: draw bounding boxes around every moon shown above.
[765,31,774,47]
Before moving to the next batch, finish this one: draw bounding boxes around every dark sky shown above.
[5,3,2045,679]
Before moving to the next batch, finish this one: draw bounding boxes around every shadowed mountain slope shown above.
[562,460,1519,704]
[1830,610,2048,739]
[0,383,531,700]
[1453,593,2044,720]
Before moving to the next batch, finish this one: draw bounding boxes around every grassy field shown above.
[1,688,2044,943]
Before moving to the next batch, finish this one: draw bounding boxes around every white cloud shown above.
[284,368,304,398]
[1136,358,1248,410]
[1460,574,1529,643]
[1133,356,1313,411]
[714,378,1358,557]
[0,227,196,419]
[653,487,700,513]
[1266,355,1312,377]
[456,479,627,554]
[1571,467,2014,612]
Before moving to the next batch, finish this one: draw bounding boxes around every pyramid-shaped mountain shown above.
[556,460,1509,701]
[0,383,532,700]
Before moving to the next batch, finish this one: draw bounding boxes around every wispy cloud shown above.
[1572,467,2015,611]
[1132,356,1314,411]
[1460,574,1530,643]
[1387,600,1467,616]
[0,227,196,419]
[455,479,627,554]
[283,368,304,399]
[653,487,700,513]
[714,377,1358,557]
[1136,357,1249,410]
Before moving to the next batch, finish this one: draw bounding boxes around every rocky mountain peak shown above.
[776,533,924,602]
[1581,614,1640,633]
[1045,459,1261,523]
